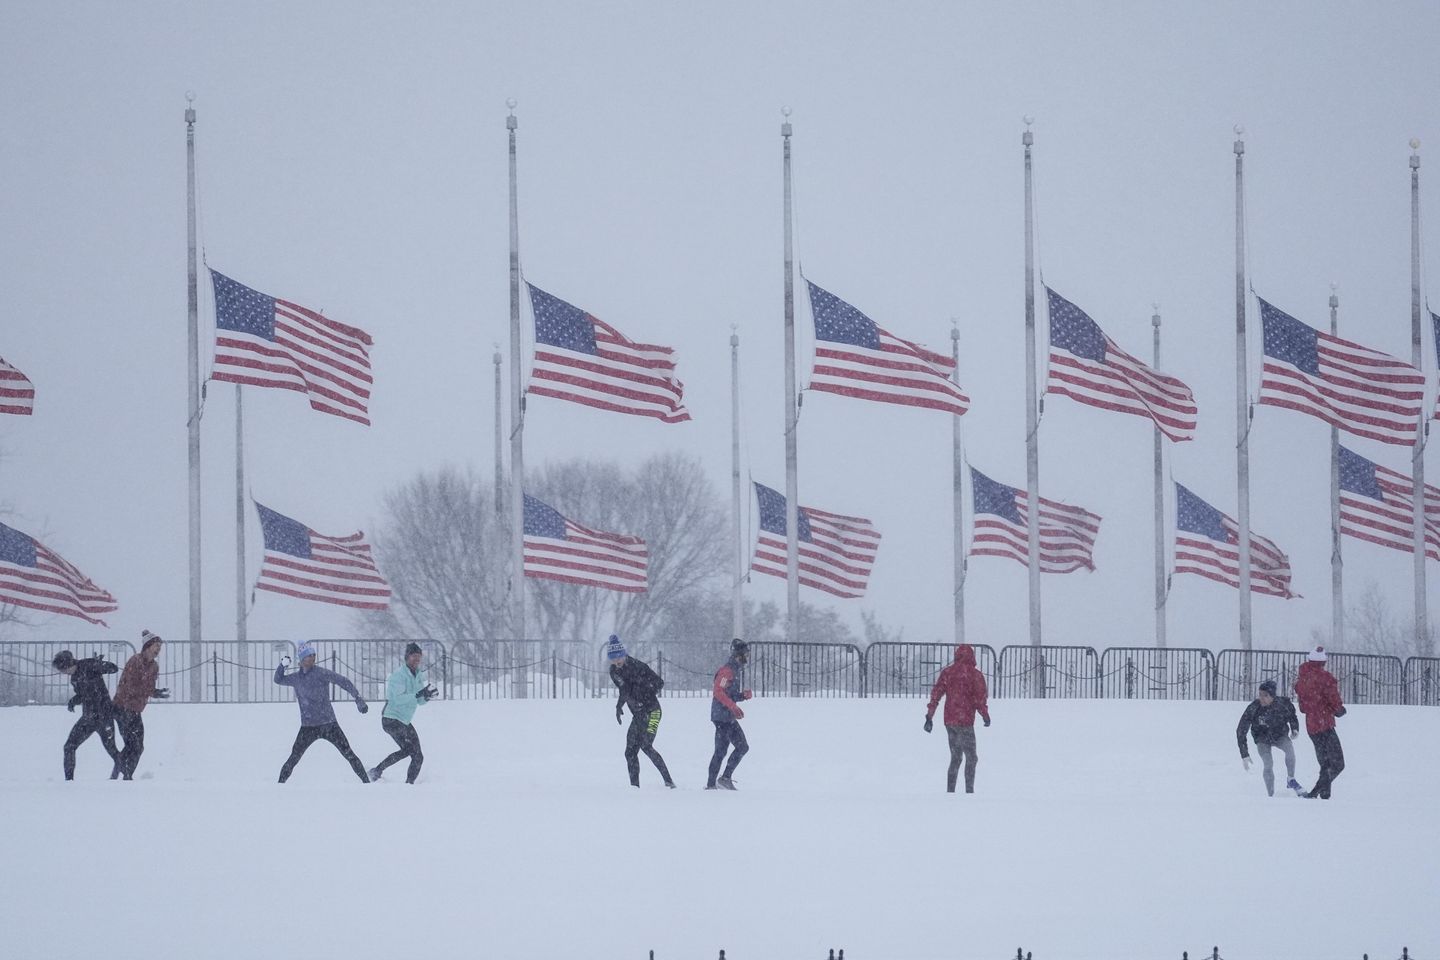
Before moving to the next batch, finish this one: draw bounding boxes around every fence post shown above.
[551,650,557,699]
[1125,656,1135,699]
[212,652,219,704]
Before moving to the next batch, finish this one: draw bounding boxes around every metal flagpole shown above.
[494,344,504,520]
[952,324,966,646]
[234,386,248,701]
[1234,126,1254,661]
[185,94,203,702]
[1330,285,1344,648]
[731,329,744,640]
[1153,306,1167,648]
[782,108,800,644]
[1023,118,1042,693]
[1411,138,1428,651]
[507,99,528,697]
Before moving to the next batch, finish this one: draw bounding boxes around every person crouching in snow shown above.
[1294,646,1346,800]
[706,639,753,790]
[606,635,675,789]
[112,630,170,780]
[52,650,122,781]
[923,643,991,794]
[1236,678,1301,796]
[273,641,371,784]
[368,642,437,784]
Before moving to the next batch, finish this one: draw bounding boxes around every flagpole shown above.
[1153,306,1167,648]
[1234,125,1254,661]
[234,386,248,701]
[952,324,966,646]
[781,108,800,644]
[1329,285,1344,648]
[185,93,203,703]
[507,100,528,684]
[1023,118,1043,687]
[731,328,744,639]
[494,344,504,520]
[1411,138,1428,651]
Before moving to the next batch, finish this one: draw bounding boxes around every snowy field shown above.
[0,696,1435,960]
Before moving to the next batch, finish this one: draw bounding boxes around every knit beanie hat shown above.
[52,650,76,671]
[1307,646,1328,662]
[605,635,627,661]
[140,630,163,652]
[297,641,317,662]
[405,642,423,657]
[1258,679,1278,695]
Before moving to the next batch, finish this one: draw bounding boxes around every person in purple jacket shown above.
[273,642,371,784]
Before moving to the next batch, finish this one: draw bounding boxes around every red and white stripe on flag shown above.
[524,519,649,593]
[256,531,391,611]
[969,494,1102,574]
[751,507,882,599]
[1175,522,1294,599]
[0,356,35,416]
[1340,455,1440,562]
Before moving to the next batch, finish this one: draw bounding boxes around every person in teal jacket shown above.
[368,643,437,784]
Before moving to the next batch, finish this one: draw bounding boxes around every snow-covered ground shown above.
[0,696,1434,960]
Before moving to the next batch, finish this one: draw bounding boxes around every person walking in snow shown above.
[923,643,991,794]
[1235,678,1301,797]
[706,638,753,790]
[112,630,170,780]
[52,649,122,780]
[606,635,675,789]
[368,642,437,784]
[273,641,371,784]
[1294,646,1346,800]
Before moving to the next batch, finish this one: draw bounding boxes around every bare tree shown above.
[1342,579,1436,659]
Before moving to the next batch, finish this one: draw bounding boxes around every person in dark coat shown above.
[924,644,992,793]
[112,630,170,780]
[1235,678,1301,796]
[1294,646,1346,799]
[52,650,122,780]
[706,638,753,790]
[273,641,371,784]
[605,635,674,789]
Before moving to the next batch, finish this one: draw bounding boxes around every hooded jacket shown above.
[1294,660,1344,735]
[610,656,664,716]
[926,645,990,727]
[274,663,365,727]
[1235,695,1299,756]
[382,664,430,725]
[113,654,160,713]
[67,658,117,715]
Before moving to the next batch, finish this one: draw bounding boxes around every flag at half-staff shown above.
[1338,445,1440,561]
[805,280,969,414]
[1173,483,1294,598]
[0,356,34,416]
[1257,297,1423,446]
[523,495,648,592]
[0,521,117,624]
[209,270,375,425]
[526,283,690,423]
[967,467,1101,573]
[1431,309,1440,420]
[750,482,881,598]
[254,502,391,610]
[1044,288,1196,441]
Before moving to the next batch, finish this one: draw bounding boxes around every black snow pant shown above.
[63,710,120,780]
[624,708,672,787]
[114,707,146,780]
[946,724,979,794]
[707,719,748,786]
[278,723,369,783]
[1307,728,1346,799]
[374,717,424,783]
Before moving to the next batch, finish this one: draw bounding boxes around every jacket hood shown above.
[1297,660,1329,679]
[953,644,977,666]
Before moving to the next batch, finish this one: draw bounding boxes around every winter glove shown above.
[983,716,991,728]
[1290,729,1298,739]
[1242,756,1252,771]
[1333,706,1346,718]
[356,699,369,714]
[152,688,170,699]
[923,716,933,734]
[732,706,745,720]
[67,701,76,713]
[616,703,624,725]
[741,689,753,701]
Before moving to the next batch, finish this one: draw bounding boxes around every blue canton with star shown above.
[753,482,813,541]
[1046,288,1107,361]
[527,284,599,354]
[1175,484,1230,542]
[211,271,277,339]
[0,522,37,567]
[523,495,569,539]
[1259,299,1320,375]
[256,503,312,558]
[807,281,881,348]
[969,468,1023,524]
[1337,446,1386,501]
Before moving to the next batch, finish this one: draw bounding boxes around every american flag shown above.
[1258,298,1423,446]
[967,467,1101,573]
[1338,445,1440,561]
[526,283,690,423]
[0,522,117,624]
[0,356,34,416]
[523,495,648,592]
[1045,288,1197,441]
[749,482,882,598]
[1432,310,1440,421]
[210,270,375,425]
[254,502,391,610]
[1173,483,1295,598]
[806,280,969,415]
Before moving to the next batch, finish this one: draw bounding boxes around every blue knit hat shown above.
[605,635,627,661]
[297,641,317,662]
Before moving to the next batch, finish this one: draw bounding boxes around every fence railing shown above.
[864,642,1000,698]
[1406,656,1440,706]
[1098,647,1216,701]
[996,645,1100,699]
[0,640,137,706]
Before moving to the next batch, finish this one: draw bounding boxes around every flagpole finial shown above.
[506,98,517,130]
[1233,124,1245,155]
[1329,283,1339,309]
[1022,115,1034,147]
[1411,138,1421,170]
[1151,303,1161,327]
[730,324,739,348]
[781,105,792,137]
[184,90,196,124]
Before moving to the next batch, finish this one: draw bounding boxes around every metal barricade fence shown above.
[996,645,1100,698]
[1098,647,1215,701]
[0,639,136,706]
[746,642,864,698]
[1406,656,1440,706]
[322,639,603,700]
[1328,653,1406,705]
[1213,649,1304,700]
[155,641,299,703]
[861,642,999,698]
[613,640,734,698]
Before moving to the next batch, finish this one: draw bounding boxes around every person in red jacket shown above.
[1293,646,1346,800]
[111,630,170,780]
[924,644,992,793]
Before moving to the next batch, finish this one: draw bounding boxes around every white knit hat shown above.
[1307,646,1328,662]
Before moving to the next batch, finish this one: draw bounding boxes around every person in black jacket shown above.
[605,635,674,788]
[1236,678,1302,797]
[52,650,122,781]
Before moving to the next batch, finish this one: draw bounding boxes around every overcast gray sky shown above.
[3,0,1438,651]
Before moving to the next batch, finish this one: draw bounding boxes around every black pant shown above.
[278,723,369,783]
[707,720,748,786]
[374,717,424,783]
[1308,729,1346,799]
[946,724,979,793]
[624,708,672,786]
[63,710,119,780]
[115,707,146,780]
